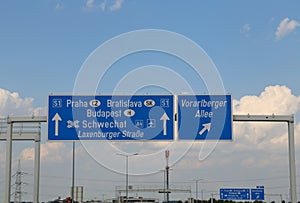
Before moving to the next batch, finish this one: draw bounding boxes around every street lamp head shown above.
[117,152,139,157]
[193,178,204,182]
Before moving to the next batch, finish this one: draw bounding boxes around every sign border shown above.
[47,94,175,142]
[177,94,233,141]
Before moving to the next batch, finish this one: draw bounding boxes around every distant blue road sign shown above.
[48,95,174,141]
[251,188,264,200]
[220,188,250,200]
[178,95,232,140]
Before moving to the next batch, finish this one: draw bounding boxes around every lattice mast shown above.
[13,159,27,203]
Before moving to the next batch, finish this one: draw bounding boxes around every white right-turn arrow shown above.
[52,113,62,136]
[199,122,211,135]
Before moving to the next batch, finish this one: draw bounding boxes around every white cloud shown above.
[110,0,124,11]
[55,3,64,10]
[21,142,69,163]
[100,0,106,11]
[232,85,300,157]
[275,17,300,40]
[0,88,45,117]
[85,0,124,11]
[234,85,300,114]
[240,23,251,34]
[86,0,95,8]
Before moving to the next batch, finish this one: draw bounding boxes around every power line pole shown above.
[13,159,27,203]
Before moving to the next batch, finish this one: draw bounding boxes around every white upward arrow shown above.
[199,123,211,135]
[52,113,62,136]
[160,112,170,136]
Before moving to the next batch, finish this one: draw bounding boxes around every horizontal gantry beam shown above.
[233,114,294,122]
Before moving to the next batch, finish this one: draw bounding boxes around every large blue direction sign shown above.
[220,188,250,200]
[48,95,174,141]
[177,95,232,140]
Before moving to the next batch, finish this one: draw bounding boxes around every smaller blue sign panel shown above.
[178,95,232,140]
[220,188,250,200]
[251,188,264,200]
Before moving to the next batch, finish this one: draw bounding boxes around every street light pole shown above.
[126,155,128,203]
[72,142,75,203]
[117,153,138,203]
[193,179,203,201]
[159,169,167,202]
[196,180,198,200]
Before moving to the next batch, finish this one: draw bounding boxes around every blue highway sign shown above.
[178,95,232,140]
[220,188,250,200]
[48,95,174,141]
[251,188,264,200]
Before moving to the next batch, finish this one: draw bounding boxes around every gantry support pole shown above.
[233,114,297,203]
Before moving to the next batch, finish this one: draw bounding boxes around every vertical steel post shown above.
[33,131,41,203]
[5,121,13,203]
[195,180,198,200]
[288,119,297,203]
[72,142,75,203]
[126,155,128,203]
[166,165,169,203]
[163,170,166,202]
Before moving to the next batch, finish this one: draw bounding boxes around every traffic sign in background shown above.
[178,95,232,140]
[48,95,174,141]
[251,187,265,200]
[220,187,264,201]
[220,188,250,200]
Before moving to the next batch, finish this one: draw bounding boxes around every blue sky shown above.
[1,1,300,104]
[1,0,300,202]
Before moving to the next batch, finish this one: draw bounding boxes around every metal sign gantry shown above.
[233,114,296,203]
[1,116,47,203]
